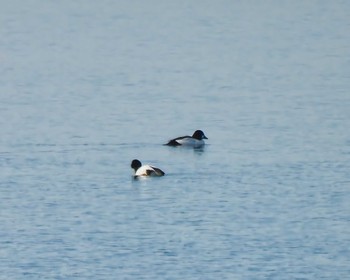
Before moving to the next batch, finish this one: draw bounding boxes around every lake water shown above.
[1,1,350,279]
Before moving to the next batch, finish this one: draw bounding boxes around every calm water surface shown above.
[1,1,350,279]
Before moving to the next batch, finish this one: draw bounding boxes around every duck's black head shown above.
[131,159,142,171]
[192,130,208,140]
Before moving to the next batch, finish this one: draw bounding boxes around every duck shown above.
[131,159,165,177]
[165,130,208,148]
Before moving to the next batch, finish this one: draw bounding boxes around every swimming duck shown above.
[131,159,165,177]
[165,130,208,148]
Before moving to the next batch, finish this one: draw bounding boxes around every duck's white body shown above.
[174,137,206,148]
[134,165,164,177]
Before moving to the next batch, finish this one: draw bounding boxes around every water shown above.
[1,1,350,279]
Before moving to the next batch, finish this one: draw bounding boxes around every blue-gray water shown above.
[1,1,350,279]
